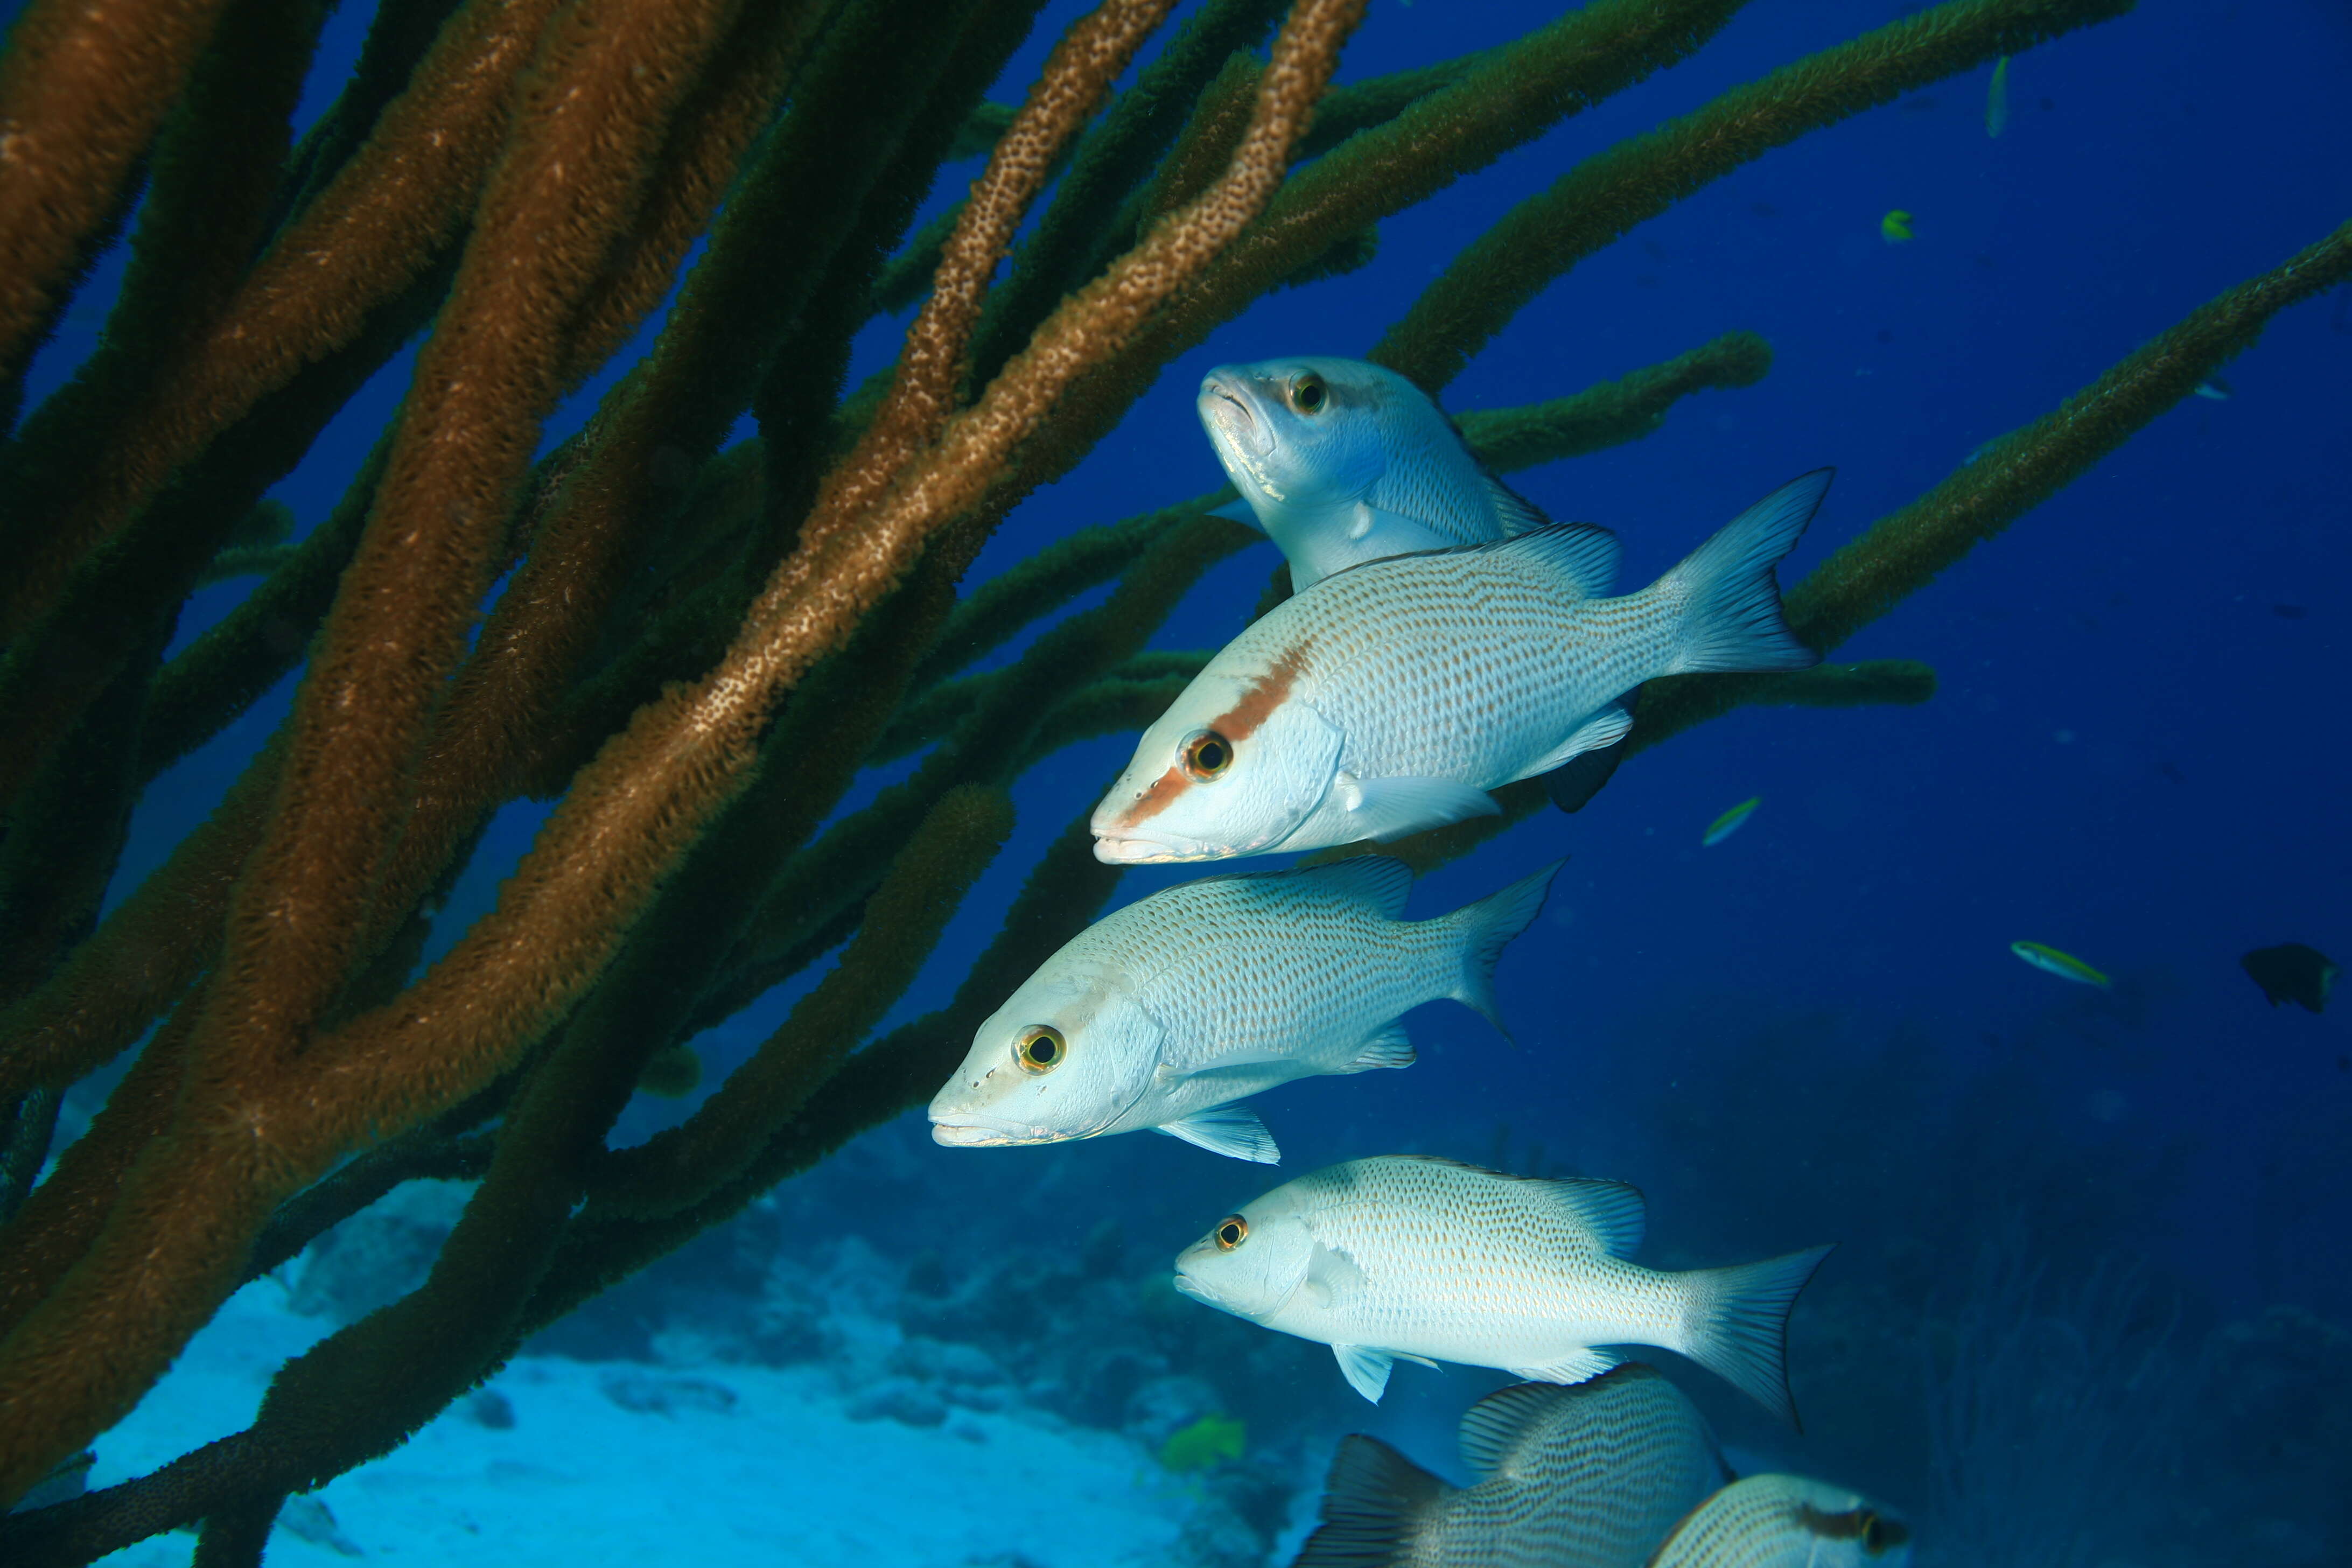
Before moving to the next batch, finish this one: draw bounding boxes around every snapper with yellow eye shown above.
[1091,470,1833,864]
[926,856,1558,1163]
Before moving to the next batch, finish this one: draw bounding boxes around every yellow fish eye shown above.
[1014,1025,1066,1074]
[1181,729,1234,781]
[1214,1215,1248,1250]
[1287,372,1327,414]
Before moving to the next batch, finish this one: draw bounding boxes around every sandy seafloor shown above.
[92,1281,1236,1567]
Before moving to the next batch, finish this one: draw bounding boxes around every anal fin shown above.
[1514,704,1635,782]
[1154,1104,1280,1164]
[1507,1346,1620,1385]
[1340,1023,1414,1073]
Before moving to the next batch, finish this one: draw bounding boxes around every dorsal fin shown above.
[1286,855,1413,917]
[1542,1177,1646,1256]
[1457,1382,1573,1480]
[1482,471,1556,537]
[1458,1364,1672,1480]
[1497,521,1622,599]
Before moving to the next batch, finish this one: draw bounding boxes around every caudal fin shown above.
[1678,1242,1835,1430]
[1657,470,1831,675]
[1293,1434,1447,1568]
[1443,859,1564,1036]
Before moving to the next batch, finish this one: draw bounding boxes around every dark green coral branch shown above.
[1374,0,2137,393]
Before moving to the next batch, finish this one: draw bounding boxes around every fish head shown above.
[928,959,1163,1148]
[1197,357,1396,521]
[1171,1181,1318,1324]
[1781,1481,1913,1567]
[1090,652,1343,864]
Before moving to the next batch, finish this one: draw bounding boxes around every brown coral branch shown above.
[809,0,1183,553]
[0,0,568,648]
[0,735,280,1104]
[0,0,747,1502]
[0,0,236,394]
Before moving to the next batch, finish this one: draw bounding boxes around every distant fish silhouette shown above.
[2240,943,2339,1014]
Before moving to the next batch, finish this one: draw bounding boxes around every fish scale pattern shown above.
[1291,1158,1692,1366]
[1048,865,1456,1074]
[1219,538,1670,787]
[1417,1370,1726,1568]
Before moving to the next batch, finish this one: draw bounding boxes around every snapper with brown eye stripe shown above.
[1090,470,1832,866]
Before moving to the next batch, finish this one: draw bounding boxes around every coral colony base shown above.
[0,0,2344,1563]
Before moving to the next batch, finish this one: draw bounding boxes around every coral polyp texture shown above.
[0,0,2342,1561]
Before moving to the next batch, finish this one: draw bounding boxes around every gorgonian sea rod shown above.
[0,0,2342,1558]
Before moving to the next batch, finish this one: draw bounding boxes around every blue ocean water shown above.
[8,0,2350,1563]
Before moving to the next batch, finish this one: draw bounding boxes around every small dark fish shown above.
[2241,944,2339,1014]
[2272,604,2307,620]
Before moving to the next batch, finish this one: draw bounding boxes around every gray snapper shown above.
[927,858,1557,1164]
[1090,471,1831,864]
[1196,356,1549,590]
[1649,1475,1914,1568]
[1295,1364,1728,1568]
[1172,1155,1832,1423]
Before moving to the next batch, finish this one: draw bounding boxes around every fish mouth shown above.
[1171,1272,1224,1309]
[1197,373,1273,462]
[928,1113,1067,1147]
[1090,831,1221,866]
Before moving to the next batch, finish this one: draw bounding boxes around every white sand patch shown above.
[80,1282,1198,1567]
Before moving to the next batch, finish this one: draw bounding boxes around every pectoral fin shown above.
[1352,503,1457,554]
[1335,773,1502,842]
[1304,1241,1369,1311]
[1153,1104,1280,1164]
[1206,498,1261,528]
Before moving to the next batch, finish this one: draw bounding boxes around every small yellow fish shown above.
[1704,797,1760,846]
[1985,57,2010,138]
[1159,1412,1245,1473]
[1880,210,1914,244]
[2010,941,2110,988]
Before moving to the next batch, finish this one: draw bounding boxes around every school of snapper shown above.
[927,358,1907,1567]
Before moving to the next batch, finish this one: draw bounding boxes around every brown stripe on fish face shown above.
[1107,643,1311,828]
[1797,1504,1910,1554]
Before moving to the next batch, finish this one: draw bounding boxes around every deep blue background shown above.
[16,0,2350,1474]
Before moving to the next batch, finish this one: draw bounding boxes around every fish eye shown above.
[1181,729,1234,781]
[1014,1025,1066,1074]
[1287,372,1328,414]
[1214,1215,1248,1250]
[1859,1513,1908,1553]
